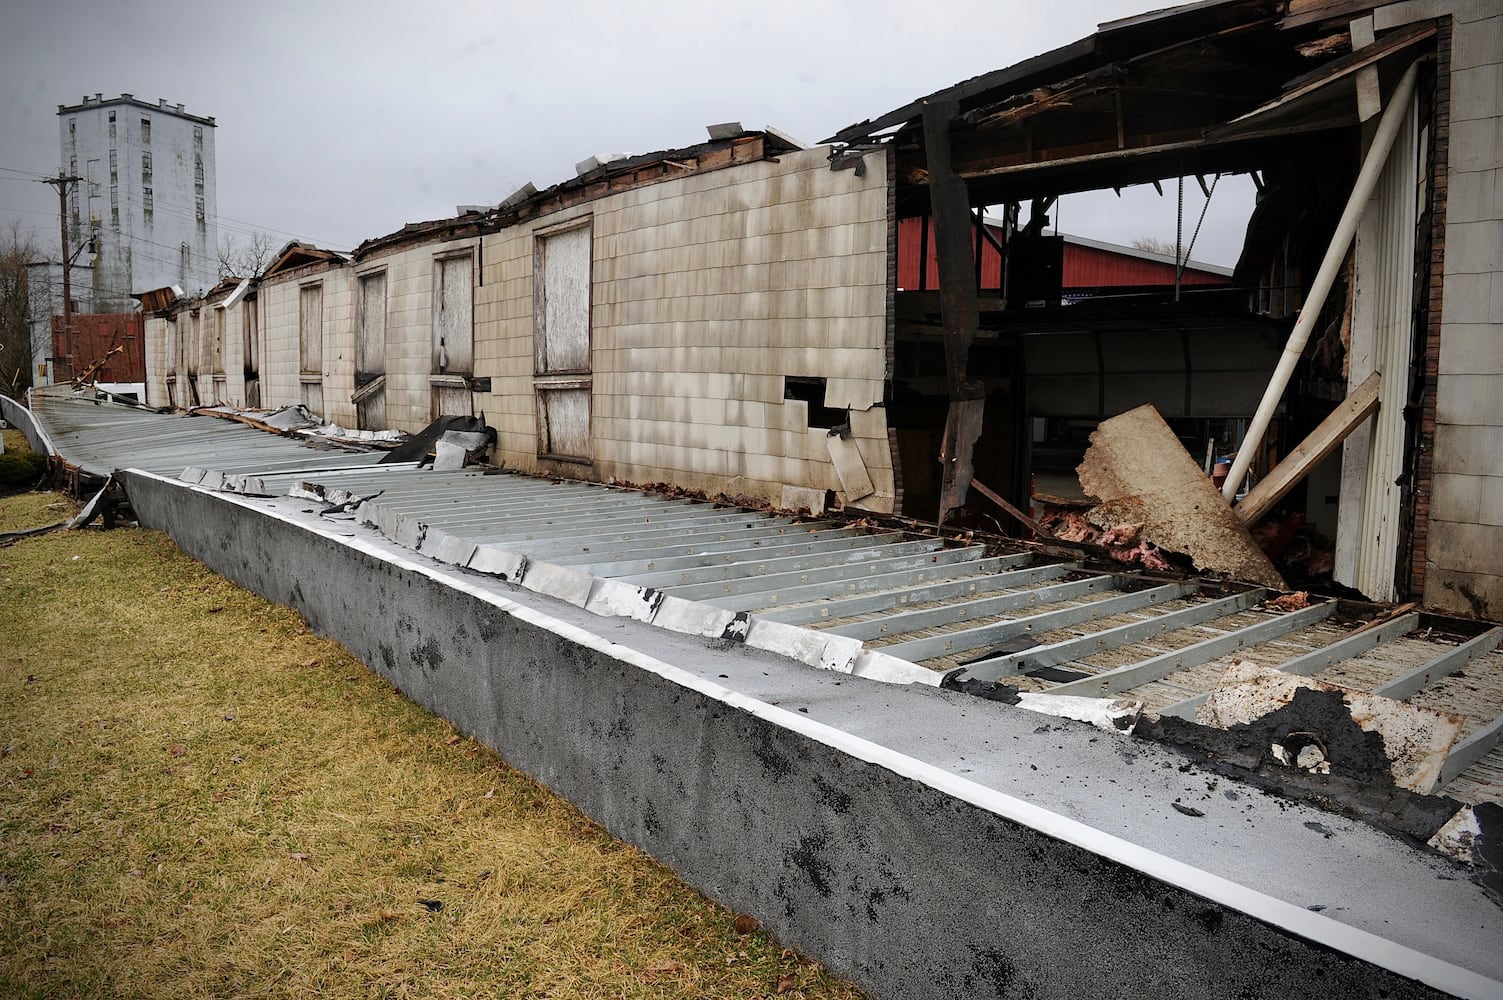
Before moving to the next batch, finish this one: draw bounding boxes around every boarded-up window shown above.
[432,254,473,375]
[299,284,323,374]
[537,383,591,459]
[534,224,591,374]
[185,311,200,376]
[243,299,260,408]
[430,375,470,422]
[212,307,225,374]
[357,271,387,381]
[533,220,592,462]
[357,385,386,430]
[243,299,258,375]
[356,271,388,430]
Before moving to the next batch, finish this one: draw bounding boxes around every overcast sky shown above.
[0,0,1253,267]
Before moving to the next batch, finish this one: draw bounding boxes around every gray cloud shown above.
[2,0,1248,263]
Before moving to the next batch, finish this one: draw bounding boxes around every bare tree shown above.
[217,231,276,280]
[0,222,39,394]
[1130,236,1179,258]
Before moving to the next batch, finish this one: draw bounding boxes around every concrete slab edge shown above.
[127,468,1500,1000]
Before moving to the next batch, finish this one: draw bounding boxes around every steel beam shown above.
[1374,627,1503,700]
[1270,611,1421,677]
[664,545,988,601]
[623,538,944,589]
[571,530,905,576]
[1049,601,1335,699]
[1439,715,1503,788]
[754,559,1072,625]
[823,573,1115,640]
[882,582,1196,665]
[706,555,1027,612]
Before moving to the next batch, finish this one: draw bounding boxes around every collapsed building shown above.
[140,0,1498,625]
[17,0,1497,996]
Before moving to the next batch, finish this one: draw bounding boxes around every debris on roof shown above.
[1077,403,1286,588]
[1194,660,1466,794]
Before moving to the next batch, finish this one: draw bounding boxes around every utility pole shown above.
[42,172,81,379]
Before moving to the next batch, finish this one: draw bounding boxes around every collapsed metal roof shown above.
[27,388,1502,818]
[11,386,1503,995]
[351,128,804,262]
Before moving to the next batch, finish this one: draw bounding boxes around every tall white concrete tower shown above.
[57,94,219,311]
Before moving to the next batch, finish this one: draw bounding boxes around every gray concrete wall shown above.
[116,468,1465,1000]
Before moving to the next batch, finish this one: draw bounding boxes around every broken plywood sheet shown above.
[827,434,875,502]
[1077,404,1285,588]
[1196,660,1466,794]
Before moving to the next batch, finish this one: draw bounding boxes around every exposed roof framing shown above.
[836,0,1431,208]
[353,130,800,262]
[261,240,347,280]
[825,0,1277,147]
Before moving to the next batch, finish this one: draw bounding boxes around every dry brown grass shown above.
[0,493,865,1000]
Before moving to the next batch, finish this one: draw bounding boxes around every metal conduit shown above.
[1223,61,1419,502]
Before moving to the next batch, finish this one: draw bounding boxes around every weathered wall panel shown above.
[474,145,895,510]
[432,253,473,375]
[257,263,354,424]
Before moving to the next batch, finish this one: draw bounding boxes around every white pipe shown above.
[1223,61,1419,502]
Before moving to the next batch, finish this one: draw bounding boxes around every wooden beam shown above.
[924,99,986,526]
[921,99,980,394]
[1234,370,1381,525]
[1279,0,1385,32]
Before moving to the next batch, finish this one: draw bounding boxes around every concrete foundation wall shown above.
[118,468,1461,1000]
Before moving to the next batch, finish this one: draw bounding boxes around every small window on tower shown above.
[140,118,151,143]
[195,197,204,221]
[108,111,115,122]
[143,187,153,213]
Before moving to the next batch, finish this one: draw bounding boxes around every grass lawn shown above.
[0,485,864,999]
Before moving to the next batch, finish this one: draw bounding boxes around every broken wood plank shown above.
[1349,15,1382,122]
[970,478,1050,538]
[1077,404,1286,589]
[938,397,984,525]
[921,99,980,395]
[1235,370,1381,525]
[827,434,875,502]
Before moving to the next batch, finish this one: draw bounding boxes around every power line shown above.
[3,162,355,251]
